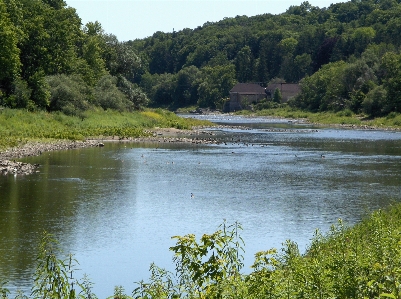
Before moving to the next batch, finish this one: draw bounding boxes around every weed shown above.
[0,108,212,151]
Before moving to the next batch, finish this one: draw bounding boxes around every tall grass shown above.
[0,108,212,150]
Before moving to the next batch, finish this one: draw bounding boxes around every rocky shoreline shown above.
[0,140,105,176]
[0,125,249,175]
[0,129,223,175]
[1,160,40,175]
[2,121,397,176]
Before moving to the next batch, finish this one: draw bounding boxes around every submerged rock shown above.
[0,160,39,175]
[0,140,104,175]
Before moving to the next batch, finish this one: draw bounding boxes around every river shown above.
[1,115,401,297]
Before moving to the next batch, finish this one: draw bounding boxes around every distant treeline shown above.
[1,0,401,116]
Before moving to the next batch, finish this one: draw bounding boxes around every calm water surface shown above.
[1,115,401,297]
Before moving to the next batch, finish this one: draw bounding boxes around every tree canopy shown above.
[1,0,401,116]
[0,0,148,115]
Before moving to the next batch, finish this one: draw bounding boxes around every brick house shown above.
[265,83,301,102]
[224,83,267,112]
[223,82,301,112]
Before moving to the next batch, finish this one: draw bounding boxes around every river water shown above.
[1,115,401,297]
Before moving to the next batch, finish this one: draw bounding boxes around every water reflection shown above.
[1,117,401,297]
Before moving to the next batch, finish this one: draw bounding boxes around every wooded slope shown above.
[1,0,401,116]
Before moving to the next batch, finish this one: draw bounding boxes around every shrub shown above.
[47,74,92,116]
[28,71,51,109]
[31,232,90,299]
[94,75,133,111]
[362,85,387,117]
[116,75,149,110]
[336,108,353,117]
[10,78,31,108]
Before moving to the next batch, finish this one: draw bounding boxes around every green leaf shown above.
[380,293,396,299]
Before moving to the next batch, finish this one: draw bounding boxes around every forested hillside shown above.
[0,0,149,116]
[1,0,401,117]
[131,0,401,116]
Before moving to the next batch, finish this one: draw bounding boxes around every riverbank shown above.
[0,140,105,175]
[2,108,400,175]
[0,108,216,174]
[236,107,401,131]
[0,128,223,175]
[2,112,401,298]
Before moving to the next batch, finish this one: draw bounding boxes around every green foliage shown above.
[133,221,245,298]
[293,54,383,114]
[4,205,401,299]
[116,76,149,110]
[0,108,212,150]
[28,71,51,110]
[132,204,401,298]
[43,5,82,75]
[143,73,175,108]
[362,85,388,117]
[197,64,236,109]
[75,29,107,86]
[47,74,91,116]
[382,52,401,114]
[0,2,149,114]
[0,0,20,83]
[108,286,132,299]
[31,232,79,299]
[171,221,244,291]
[3,77,32,109]
[273,88,282,104]
[93,75,133,111]
[254,99,280,110]
[173,66,202,108]
[123,0,401,116]
[2,0,401,117]
[235,46,254,83]
[0,231,97,299]
[140,66,204,109]
[0,280,10,299]
[108,42,144,83]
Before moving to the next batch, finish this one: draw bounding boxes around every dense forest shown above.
[1,0,401,117]
[0,0,149,116]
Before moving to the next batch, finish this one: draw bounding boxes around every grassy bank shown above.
[0,108,213,151]
[238,106,401,129]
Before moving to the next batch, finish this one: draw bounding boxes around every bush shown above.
[94,75,133,111]
[273,88,282,104]
[336,108,353,117]
[254,99,280,110]
[28,71,51,109]
[47,74,92,116]
[10,78,32,108]
[362,85,387,117]
[116,75,149,110]
[4,204,401,299]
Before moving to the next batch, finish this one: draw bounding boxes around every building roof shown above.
[266,83,301,94]
[230,83,266,94]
